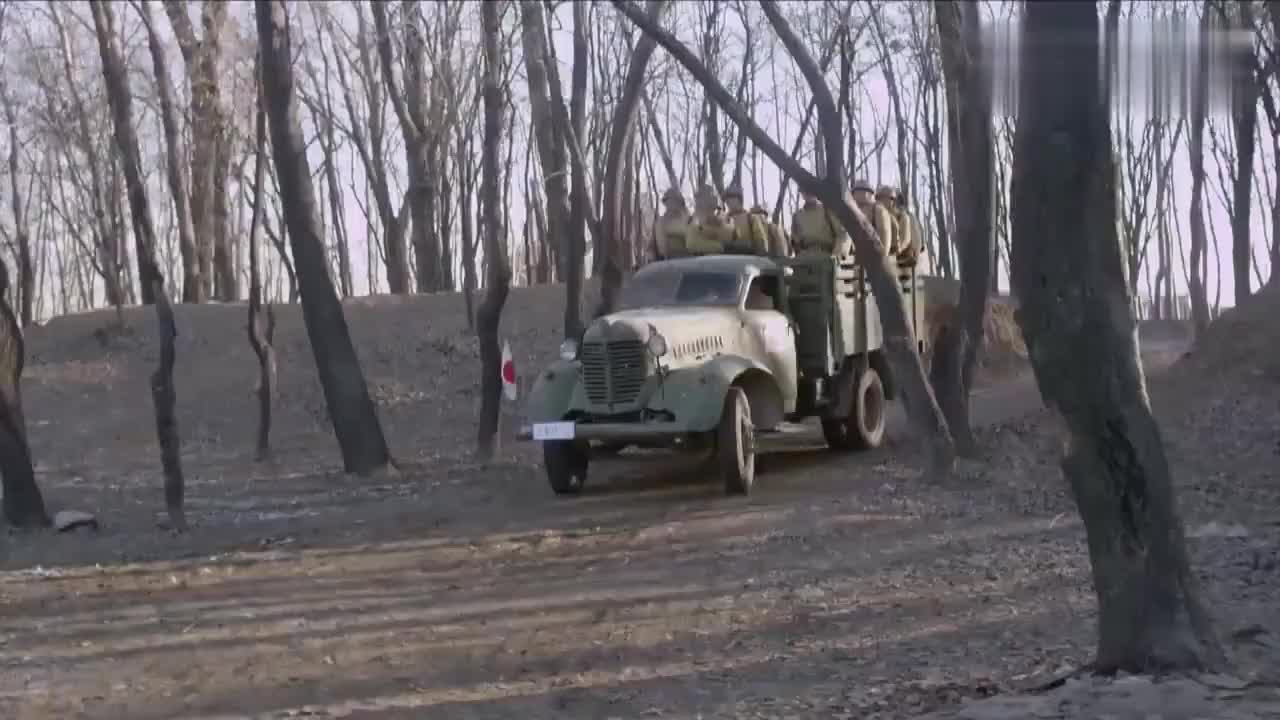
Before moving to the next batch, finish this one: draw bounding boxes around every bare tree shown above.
[1188,2,1213,336]
[328,5,411,294]
[928,0,993,457]
[518,1,571,289]
[0,55,34,326]
[137,0,197,307]
[613,0,956,471]
[597,0,669,317]
[256,0,393,476]
[0,250,48,527]
[371,2,446,293]
[247,52,277,462]
[163,0,231,302]
[1229,1,1260,304]
[91,0,187,530]
[46,2,130,309]
[1010,0,1225,672]
[476,0,511,461]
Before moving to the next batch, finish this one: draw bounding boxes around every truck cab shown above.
[518,254,926,497]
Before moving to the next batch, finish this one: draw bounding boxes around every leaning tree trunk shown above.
[929,0,993,457]
[476,0,512,462]
[0,257,48,528]
[92,0,187,530]
[248,52,277,462]
[257,0,392,475]
[1010,0,1225,673]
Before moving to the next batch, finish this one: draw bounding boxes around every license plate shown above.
[532,422,576,441]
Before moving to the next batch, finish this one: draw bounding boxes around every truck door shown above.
[744,274,798,413]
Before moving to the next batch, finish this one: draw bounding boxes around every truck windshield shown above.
[618,270,742,309]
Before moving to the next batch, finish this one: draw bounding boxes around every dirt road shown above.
[3,339,1230,720]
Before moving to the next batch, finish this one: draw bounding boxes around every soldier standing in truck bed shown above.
[851,178,894,257]
[892,187,923,268]
[654,187,691,260]
[723,185,770,256]
[685,184,735,255]
[790,188,849,257]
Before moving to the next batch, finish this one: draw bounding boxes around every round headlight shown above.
[559,339,579,361]
[646,326,669,358]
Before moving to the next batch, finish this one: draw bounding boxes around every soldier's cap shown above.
[662,187,684,202]
[895,188,909,204]
[723,185,744,200]
[876,185,897,199]
[851,178,874,193]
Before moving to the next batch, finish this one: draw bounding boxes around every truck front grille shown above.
[581,340,647,406]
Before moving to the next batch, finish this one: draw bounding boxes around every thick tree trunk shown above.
[212,135,237,300]
[1230,3,1258,305]
[92,0,186,530]
[257,0,392,475]
[0,257,48,528]
[1010,0,1224,673]
[476,0,511,462]
[930,0,993,457]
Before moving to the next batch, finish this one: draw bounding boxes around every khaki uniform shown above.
[754,207,791,258]
[726,208,769,255]
[655,210,691,259]
[791,202,848,256]
[876,199,904,256]
[894,208,922,266]
[685,215,735,255]
[855,199,895,257]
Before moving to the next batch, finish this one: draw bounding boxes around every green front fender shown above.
[524,359,581,423]
[656,354,779,432]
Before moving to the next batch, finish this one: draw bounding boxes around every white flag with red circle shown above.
[501,340,517,401]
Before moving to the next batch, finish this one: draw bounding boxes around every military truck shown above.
[517,253,927,496]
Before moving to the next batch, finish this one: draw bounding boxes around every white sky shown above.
[0,0,1273,320]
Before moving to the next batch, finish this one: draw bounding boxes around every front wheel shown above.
[544,440,589,495]
[821,367,887,451]
[717,387,756,495]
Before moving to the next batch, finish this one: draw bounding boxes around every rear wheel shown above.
[544,440,589,495]
[821,367,886,451]
[717,387,756,495]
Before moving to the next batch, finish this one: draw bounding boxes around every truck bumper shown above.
[517,421,691,442]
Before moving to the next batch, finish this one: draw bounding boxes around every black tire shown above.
[821,367,887,451]
[543,440,589,495]
[717,387,756,495]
